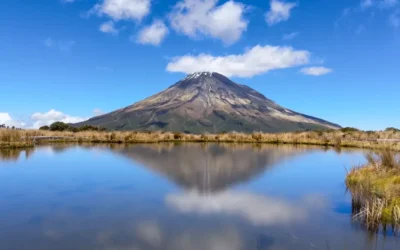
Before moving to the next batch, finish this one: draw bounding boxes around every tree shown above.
[49,122,70,131]
[385,127,400,132]
[39,125,50,130]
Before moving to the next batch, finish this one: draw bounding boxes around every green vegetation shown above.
[340,127,360,133]
[1,126,400,150]
[346,149,400,231]
[386,127,400,132]
[40,122,107,132]
[39,125,50,130]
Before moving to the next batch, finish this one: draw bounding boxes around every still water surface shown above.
[0,143,399,250]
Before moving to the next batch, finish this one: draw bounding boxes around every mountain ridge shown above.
[76,72,340,133]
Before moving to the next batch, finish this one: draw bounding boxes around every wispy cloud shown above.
[265,0,297,26]
[300,66,333,76]
[96,66,114,72]
[168,0,248,45]
[361,0,374,9]
[355,24,366,34]
[389,9,400,28]
[361,0,398,9]
[167,44,311,78]
[93,108,105,116]
[380,0,398,8]
[44,38,76,52]
[282,31,299,40]
[334,7,352,29]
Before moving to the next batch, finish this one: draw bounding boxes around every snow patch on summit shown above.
[184,72,214,80]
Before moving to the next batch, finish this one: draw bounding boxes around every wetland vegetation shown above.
[346,149,400,232]
[1,125,400,150]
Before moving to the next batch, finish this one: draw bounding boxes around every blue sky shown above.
[1,0,399,130]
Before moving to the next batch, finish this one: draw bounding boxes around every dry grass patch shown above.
[1,128,400,150]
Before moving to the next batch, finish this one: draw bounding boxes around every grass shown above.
[1,128,400,150]
[346,149,400,232]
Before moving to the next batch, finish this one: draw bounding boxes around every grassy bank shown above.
[1,128,400,150]
[346,150,400,232]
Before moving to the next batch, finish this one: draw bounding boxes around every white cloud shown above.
[0,113,25,128]
[389,9,400,28]
[44,38,76,52]
[99,21,119,35]
[282,31,299,40]
[166,45,310,78]
[265,0,297,26]
[92,0,151,21]
[300,66,333,76]
[169,0,248,45]
[166,191,306,226]
[31,109,87,129]
[137,20,169,46]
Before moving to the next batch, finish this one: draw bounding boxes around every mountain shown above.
[76,72,340,133]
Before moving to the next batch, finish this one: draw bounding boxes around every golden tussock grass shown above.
[346,149,400,232]
[1,128,400,150]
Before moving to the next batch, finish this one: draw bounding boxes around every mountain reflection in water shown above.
[0,143,398,250]
[114,143,310,192]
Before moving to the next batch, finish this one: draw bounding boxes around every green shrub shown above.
[47,122,106,132]
[385,127,400,132]
[340,127,360,133]
[39,125,50,130]
[49,122,70,131]
[67,127,79,132]
[78,125,107,132]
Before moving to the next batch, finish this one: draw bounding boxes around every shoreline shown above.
[1,129,400,150]
[1,138,400,151]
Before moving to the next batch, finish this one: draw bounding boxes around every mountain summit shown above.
[76,72,340,133]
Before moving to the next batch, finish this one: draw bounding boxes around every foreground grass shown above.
[346,150,400,232]
[1,128,400,150]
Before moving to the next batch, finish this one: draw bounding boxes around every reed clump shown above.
[346,149,400,232]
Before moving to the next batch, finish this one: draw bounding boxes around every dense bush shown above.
[39,125,50,130]
[78,125,107,132]
[340,127,360,133]
[50,122,70,131]
[47,122,107,132]
[385,127,400,132]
